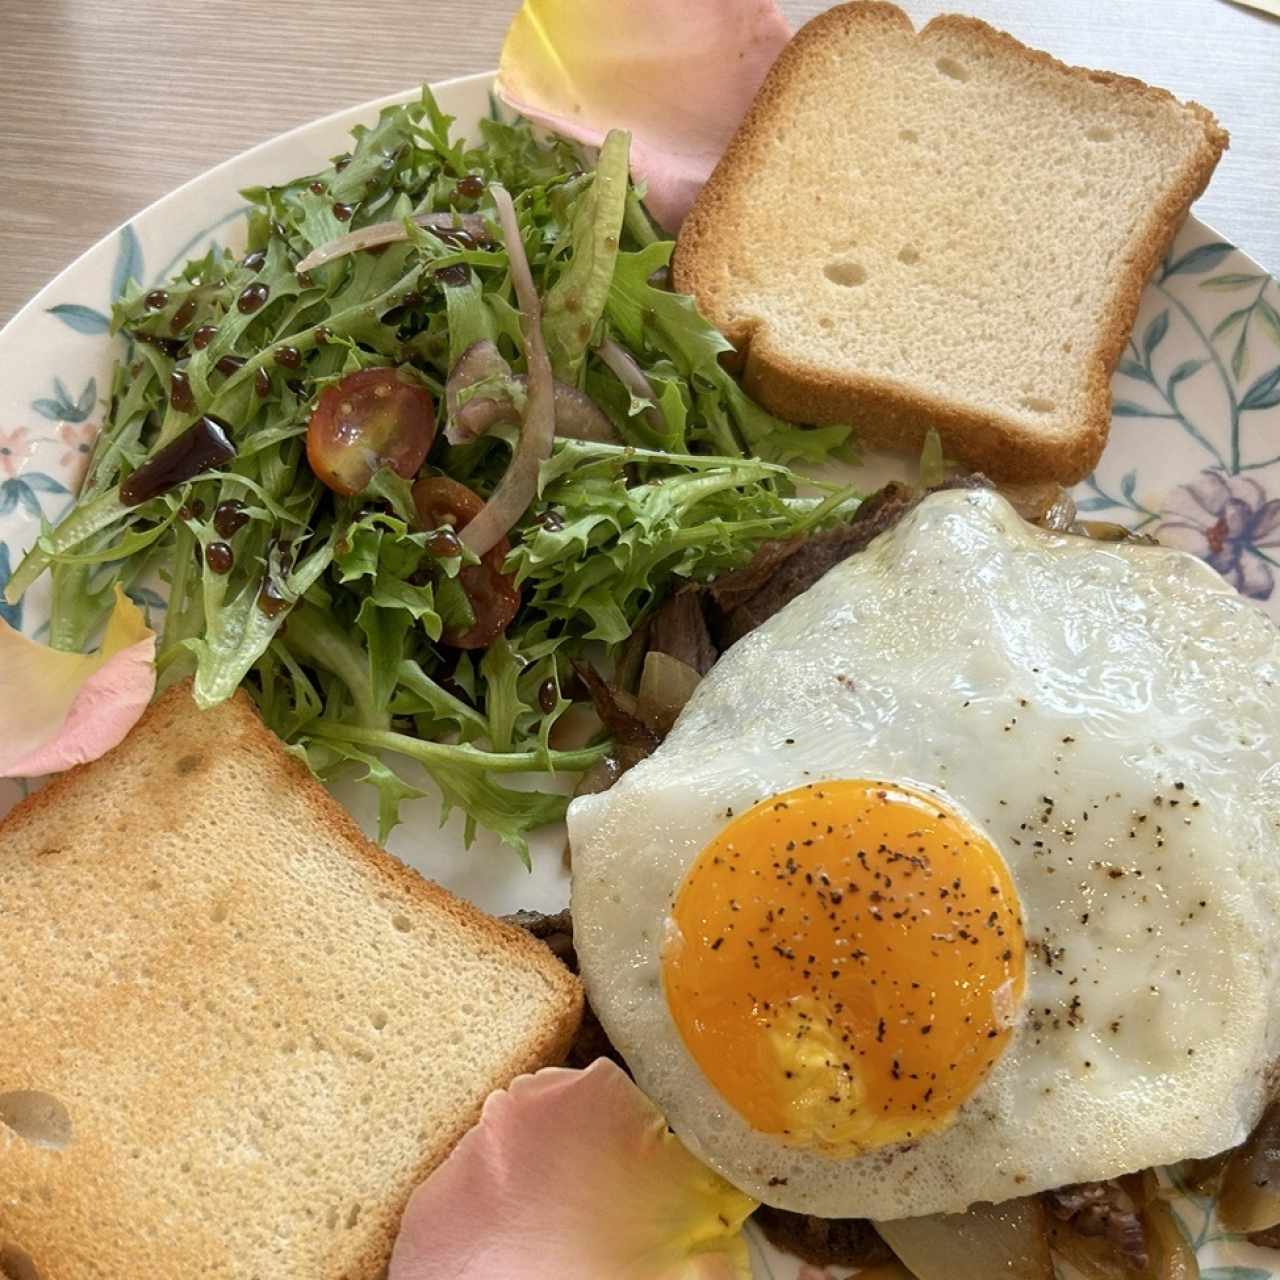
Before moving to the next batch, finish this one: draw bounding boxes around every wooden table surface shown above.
[1,0,1277,326]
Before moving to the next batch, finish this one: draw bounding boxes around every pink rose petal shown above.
[0,587,156,777]
[389,1058,756,1280]
[496,0,790,232]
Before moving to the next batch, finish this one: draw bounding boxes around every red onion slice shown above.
[295,212,493,274]
[595,336,667,437]
[445,341,618,446]
[548,382,621,443]
[445,340,517,443]
[458,187,556,558]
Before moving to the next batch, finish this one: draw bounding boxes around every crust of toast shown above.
[0,682,582,1280]
[674,1,1228,483]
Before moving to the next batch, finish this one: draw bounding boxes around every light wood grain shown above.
[1,0,1276,325]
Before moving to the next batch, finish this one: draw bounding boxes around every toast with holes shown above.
[0,682,581,1280]
[673,1,1227,483]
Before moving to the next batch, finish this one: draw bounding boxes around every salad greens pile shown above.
[5,89,857,860]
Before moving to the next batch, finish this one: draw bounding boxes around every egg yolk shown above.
[662,780,1026,1157]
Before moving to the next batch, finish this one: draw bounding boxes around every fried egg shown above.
[568,488,1280,1219]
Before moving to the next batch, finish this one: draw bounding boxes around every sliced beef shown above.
[753,1206,893,1269]
[504,909,624,1070]
[649,588,717,675]
[1043,1181,1148,1271]
[709,481,919,646]
[506,908,575,966]
[571,659,659,757]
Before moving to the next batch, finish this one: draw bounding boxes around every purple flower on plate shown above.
[1159,468,1280,600]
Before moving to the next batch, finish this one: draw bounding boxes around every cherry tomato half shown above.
[306,367,436,496]
[412,475,521,649]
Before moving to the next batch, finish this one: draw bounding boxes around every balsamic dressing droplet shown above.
[434,264,469,288]
[216,354,246,376]
[454,174,485,200]
[332,202,354,222]
[131,331,185,359]
[426,529,461,558]
[236,282,270,314]
[178,498,206,521]
[170,298,197,334]
[191,324,218,350]
[205,541,235,574]
[144,289,168,311]
[170,369,195,413]
[309,180,326,195]
[433,226,477,249]
[120,416,236,507]
[213,499,249,539]
[255,368,272,398]
[242,250,266,271]
[538,678,559,714]
[256,577,291,618]
[273,345,302,369]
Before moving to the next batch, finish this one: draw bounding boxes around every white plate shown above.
[2,72,1278,1280]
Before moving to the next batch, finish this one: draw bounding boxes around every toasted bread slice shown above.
[0,683,581,1280]
[674,2,1227,482]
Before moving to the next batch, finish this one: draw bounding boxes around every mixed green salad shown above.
[5,90,858,859]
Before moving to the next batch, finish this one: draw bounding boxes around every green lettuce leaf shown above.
[541,129,631,380]
[606,243,856,464]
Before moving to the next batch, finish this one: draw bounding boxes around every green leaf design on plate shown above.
[110,224,144,302]
[0,544,21,631]
[1198,273,1278,392]
[1215,307,1252,339]
[21,474,68,495]
[1112,399,1156,417]
[1168,358,1205,388]
[1143,309,1170,358]
[1200,272,1266,291]
[1163,241,1236,278]
[1233,324,1251,380]
[33,376,98,423]
[1200,1269,1274,1280]
[1240,365,1280,412]
[1260,297,1280,347]
[1117,357,1153,383]
[45,303,110,335]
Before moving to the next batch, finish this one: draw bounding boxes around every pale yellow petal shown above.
[0,586,156,777]
[496,0,790,230]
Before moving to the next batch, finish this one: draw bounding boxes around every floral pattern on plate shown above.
[1083,238,1280,604]
[0,75,1277,1280]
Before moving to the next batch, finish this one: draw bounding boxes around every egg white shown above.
[568,489,1280,1219]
